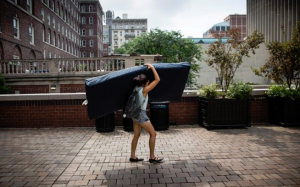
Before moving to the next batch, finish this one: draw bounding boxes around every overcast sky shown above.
[99,0,246,38]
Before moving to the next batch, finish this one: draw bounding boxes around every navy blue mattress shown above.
[85,62,190,119]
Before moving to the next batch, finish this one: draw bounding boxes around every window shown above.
[62,26,64,35]
[89,5,93,12]
[54,53,56,58]
[125,24,128,29]
[13,18,19,38]
[89,29,93,36]
[47,14,50,25]
[42,28,45,41]
[43,49,46,59]
[61,40,64,49]
[29,26,34,44]
[82,52,86,57]
[90,39,94,47]
[52,18,55,28]
[114,40,118,45]
[27,0,32,13]
[120,31,122,36]
[81,5,85,12]
[48,31,51,43]
[81,29,86,35]
[41,9,44,21]
[51,0,54,10]
[82,17,86,24]
[90,51,94,57]
[49,51,51,58]
[82,40,86,47]
[216,26,220,31]
[221,26,225,31]
[58,37,60,47]
[58,22,60,31]
[65,28,67,36]
[89,17,93,24]
[53,34,56,46]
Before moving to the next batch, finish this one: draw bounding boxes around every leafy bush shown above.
[267,84,300,100]
[227,80,253,100]
[197,84,219,99]
[0,73,10,94]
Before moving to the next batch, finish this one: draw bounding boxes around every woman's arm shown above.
[143,63,160,95]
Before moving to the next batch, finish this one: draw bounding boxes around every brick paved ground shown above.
[0,126,300,187]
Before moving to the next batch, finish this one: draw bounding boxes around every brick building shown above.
[203,14,247,40]
[0,0,104,60]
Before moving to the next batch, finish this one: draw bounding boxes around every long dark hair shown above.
[133,73,149,86]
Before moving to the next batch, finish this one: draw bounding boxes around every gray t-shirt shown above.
[134,86,148,110]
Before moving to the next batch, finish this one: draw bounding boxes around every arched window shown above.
[61,38,64,49]
[57,35,60,48]
[82,17,86,24]
[90,51,94,57]
[89,5,93,12]
[81,40,86,47]
[53,32,56,46]
[90,39,94,47]
[82,51,86,57]
[89,17,93,24]
[48,29,51,43]
[41,9,44,21]
[81,5,85,12]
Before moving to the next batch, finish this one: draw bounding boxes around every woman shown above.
[130,63,163,163]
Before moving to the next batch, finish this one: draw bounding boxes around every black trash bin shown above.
[150,101,170,131]
[95,113,115,132]
[123,109,133,131]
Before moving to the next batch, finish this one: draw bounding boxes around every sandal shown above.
[129,157,144,162]
[149,157,164,163]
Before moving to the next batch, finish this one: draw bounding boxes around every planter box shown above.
[198,97,250,129]
[270,98,300,126]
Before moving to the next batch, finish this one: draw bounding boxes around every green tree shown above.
[205,28,264,94]
[0,73,10,94]
[252,21,300,89]
[114,29,202,86]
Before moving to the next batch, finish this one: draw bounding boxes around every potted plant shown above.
[198,80,253,129]
[198,28,264,129]
[252,21,300,126]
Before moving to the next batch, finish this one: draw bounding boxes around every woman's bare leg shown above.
[131,121,141,159]
[141,121,156,159]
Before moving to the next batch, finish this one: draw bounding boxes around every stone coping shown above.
[0,89,268,101]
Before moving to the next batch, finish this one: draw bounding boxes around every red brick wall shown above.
[0,96,271,128]
[0,100,94,128]
[169,97,198,125]
[9,85,49,94]
[60,84,85,93]
[250,98,270,124]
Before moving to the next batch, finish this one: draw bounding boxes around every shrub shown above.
[0,73,10,94]
[268,84,300,100]
[197,84,219,99]
[227,80,253,100]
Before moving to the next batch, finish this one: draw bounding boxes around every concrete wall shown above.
[196,44,270,86]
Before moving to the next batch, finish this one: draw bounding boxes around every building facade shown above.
[111,14,147,52]
[247,0,300,43]
[0,0,104,60]
[203,14,246,40]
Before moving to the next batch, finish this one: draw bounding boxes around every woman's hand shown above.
[144,63,154,70]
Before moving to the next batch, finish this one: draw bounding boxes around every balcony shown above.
[125,34,135,38]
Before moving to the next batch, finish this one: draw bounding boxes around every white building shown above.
[111,14,147,52]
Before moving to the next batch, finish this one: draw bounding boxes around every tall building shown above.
[111,14,147,52]
[0,0,104,60]
[104,10,114,47]
[247,0,300,43]
[203,14,246,40]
